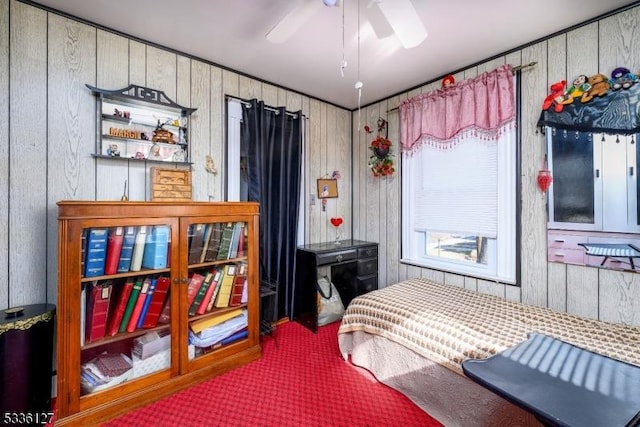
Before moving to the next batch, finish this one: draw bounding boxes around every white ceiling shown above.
[30,0,637,109]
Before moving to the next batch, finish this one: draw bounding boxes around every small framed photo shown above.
[317,178,338,199]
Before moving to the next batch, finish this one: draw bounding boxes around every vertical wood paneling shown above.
[9,1,47,305]
[307,99,322,244]
[146,46,176,100]
[47,14,96,302]
[95,30,129,201]
[2,0,640,325]
[376,99,388,287]
[222,69,239,98]
[323,104,338,239]
[335,108,351,240]
[208,65,223,201]
[239,75,261,100]
[505,285,521,303]
[190,60,211,201]
[128,40,146,86]
[464,276,478,292]
[599,7,640,73]
[384,93,402,287]
[599,269,640,326]
[0,0,8,308]
[566,264,599,319]
[519,41,548,307]
[547,261,567,312]
[126,41,147,200]
[567,24,599,77]
[444,273,464,288]
[477,279,505,298]
[261,83,278,107]
[421,268,444,284]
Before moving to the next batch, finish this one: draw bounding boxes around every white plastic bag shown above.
[317,276,345,326]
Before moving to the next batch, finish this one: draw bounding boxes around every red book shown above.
[104,227,124,275]
[229,264,247,307]
[105,278,135,336]
[142,276,171,328]
[186,273,205,307]
[157,296,171,324]
[85,281,113,343]
[196,268,221,314]
[126,277,151,332]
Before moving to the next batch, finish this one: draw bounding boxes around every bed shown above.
[337,278,640,427]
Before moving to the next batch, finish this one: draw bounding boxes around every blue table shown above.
[462,333,640,427]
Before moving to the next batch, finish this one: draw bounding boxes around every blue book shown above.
[141,225,170,269]
[117,226,137,273]
[84,228,108,277]
[136,277,157,329]
[219,328,248,346]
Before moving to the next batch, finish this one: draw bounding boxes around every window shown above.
[547,130,640,233]
[402,129,517,283]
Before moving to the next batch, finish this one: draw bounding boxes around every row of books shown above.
[186,263,248,320]
[188,221,246,265]
[82,275,171,344]
[83,225,170,278]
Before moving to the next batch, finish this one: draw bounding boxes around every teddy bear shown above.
[580,73,611,103]
[562,74,591,104]
[542,80,569,112]
[610,67,638,90]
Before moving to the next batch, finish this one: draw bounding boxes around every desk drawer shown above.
[316,249,357,266]
[357,258,378,275]
[357,274,378,294]
[358,245,378,259]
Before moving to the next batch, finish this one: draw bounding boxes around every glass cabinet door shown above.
[183,220,250,365]
[79,223,173,396]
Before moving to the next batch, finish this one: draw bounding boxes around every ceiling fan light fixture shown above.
[376,0,427,48]
[322,0,339,6]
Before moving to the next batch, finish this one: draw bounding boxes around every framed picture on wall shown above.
[317,179,338,199]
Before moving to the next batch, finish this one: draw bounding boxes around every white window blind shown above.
[414,137,498,238]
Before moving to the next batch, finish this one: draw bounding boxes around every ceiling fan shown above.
[266,0,428,49]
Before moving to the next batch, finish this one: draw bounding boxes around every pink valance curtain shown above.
[399,64,515,153]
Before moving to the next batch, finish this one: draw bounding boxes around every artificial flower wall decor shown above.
[366,118,395,178]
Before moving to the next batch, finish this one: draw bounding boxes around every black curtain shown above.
[241,99,303,319]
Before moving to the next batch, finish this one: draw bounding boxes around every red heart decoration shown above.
[330,217,343,227]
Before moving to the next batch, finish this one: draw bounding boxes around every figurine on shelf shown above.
[152,119,175,144]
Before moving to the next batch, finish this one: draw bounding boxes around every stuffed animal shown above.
[610,67,638,90]
[562,74,591,104]
[542,80,569,112]
[581,74,611,103]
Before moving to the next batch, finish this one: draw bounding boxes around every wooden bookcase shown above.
[56,201,260,425]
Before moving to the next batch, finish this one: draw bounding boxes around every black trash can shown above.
[0,304,56,415]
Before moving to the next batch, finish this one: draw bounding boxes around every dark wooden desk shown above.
[462,333,640,427]
[293,240,377,333]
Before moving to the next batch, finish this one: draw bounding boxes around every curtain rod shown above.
[386,62,538,114]
[226,95,306,119]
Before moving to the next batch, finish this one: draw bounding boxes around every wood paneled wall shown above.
[0,0,351,309]
[353,4,640,326]
[2,1,639,328]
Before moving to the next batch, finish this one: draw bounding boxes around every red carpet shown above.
[103,321,442,427]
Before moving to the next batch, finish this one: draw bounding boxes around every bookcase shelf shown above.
[56,201,260,426]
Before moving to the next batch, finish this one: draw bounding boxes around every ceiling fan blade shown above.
[365,2,394,39]
[266,1,324,44]
[376,0,427,48]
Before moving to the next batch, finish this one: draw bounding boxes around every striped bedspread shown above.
[338,278,640,375]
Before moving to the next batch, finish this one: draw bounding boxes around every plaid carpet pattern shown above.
[102,321,442,427]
